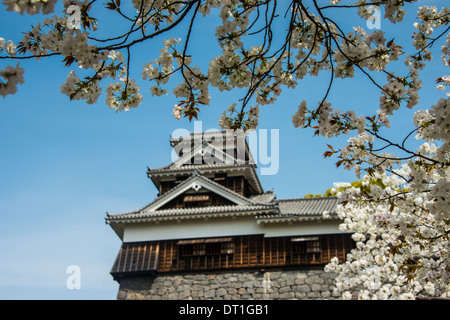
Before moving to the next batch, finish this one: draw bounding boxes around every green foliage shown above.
[303,179,388,198]
[304,193,323,198]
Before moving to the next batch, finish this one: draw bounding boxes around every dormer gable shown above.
[170,130,255,167]
[142,171,256,214]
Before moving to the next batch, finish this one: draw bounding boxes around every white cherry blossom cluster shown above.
[411,6,450,97]
[0,63,25,98]
[142,38,181,97]
[106,78,143,112]
[323,96,449,299]
[0,37,24,97]
[325,161,449,299]
[291,100,307,128]
[3,0,57,15]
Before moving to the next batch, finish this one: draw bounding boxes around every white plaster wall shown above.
[122,216,346,242]
[123,216,261,242]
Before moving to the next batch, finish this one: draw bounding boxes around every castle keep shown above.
[106,131,353,299]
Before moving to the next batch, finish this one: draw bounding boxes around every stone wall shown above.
[116,268,341,300]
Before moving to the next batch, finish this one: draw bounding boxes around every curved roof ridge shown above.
[277,196,338,202]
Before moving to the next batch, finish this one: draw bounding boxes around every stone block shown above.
[295,292,307,299]
[270,292,280,299]
[117,290,127,300]
[204,290,216,299]
[311,283,323,292]
[306,291,320,299]
[227,287,238,295]
[306,276,325,285]
[194,274,206,281]
[279,286,291,293]
[279,292,295,299]
[294,284,311,293]
[217,288,227,297]
[168,292,178,300]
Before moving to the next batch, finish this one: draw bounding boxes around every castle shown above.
[106,130,353,300]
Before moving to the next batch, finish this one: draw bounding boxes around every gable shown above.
[159,191,235,210]
[173,143,241,167]
[141,174,255,214]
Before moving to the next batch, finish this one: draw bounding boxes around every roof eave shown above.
[147,163,264,194]
[256,214,341,225]
[106,206,277,225]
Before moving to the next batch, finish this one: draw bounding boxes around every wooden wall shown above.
[111,234,354,277]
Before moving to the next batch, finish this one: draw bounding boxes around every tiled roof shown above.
[107,165,339,225]
[250,191,276,204]
[105,171,278,224]
[106,195,339,224]
[106,204,277,222]
[277,197,339,216]
[147,163,264,194]
[147,162,256,174]
[256,197,340,223]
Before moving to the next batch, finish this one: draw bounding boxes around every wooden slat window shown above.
[177,238,233,257]
[111,234,356,275]
[221,242,234,254]
[110,242,159,274]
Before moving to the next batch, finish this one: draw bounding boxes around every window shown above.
[306,241,320,253]
[193,244,206,256]
[220,242,234,254]
[291,236,321,254]
[184,194,210,202]
[177,238,234,257]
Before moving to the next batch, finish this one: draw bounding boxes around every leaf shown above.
[69,92,77,101]
[323,151,333,158]
[335,160,344,168]
[387,38,395,47]
[105,1,117,10]
[187,111,198,121]
[389,202,396,213]
[62,55,76,67]
[16,42,27,55]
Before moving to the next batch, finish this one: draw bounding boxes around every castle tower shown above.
[106,130,353,300]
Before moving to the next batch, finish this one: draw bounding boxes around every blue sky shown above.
[0,1,447,299]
